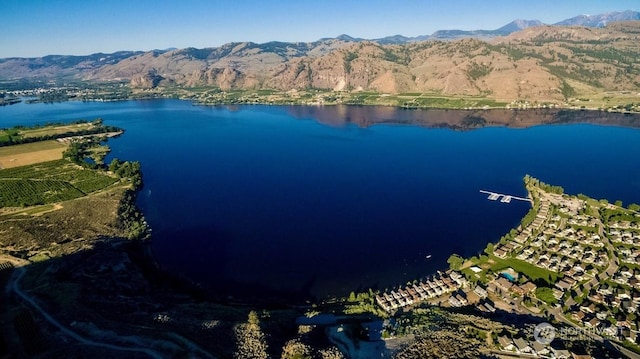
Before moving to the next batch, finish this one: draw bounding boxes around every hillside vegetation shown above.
[1,21,640,107]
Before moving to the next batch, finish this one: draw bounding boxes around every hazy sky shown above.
[1,0,638,58]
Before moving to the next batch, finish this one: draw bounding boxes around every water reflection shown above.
[285,106,640,130]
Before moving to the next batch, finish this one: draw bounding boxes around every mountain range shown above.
[1,10,639,104]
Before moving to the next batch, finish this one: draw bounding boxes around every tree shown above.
[447,254,464,271]
[248,310,260,326]
[63,141,85,164]
[348,291,357,302]
[109,158,121,172]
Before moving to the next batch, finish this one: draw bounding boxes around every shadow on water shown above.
[152,225,322,304]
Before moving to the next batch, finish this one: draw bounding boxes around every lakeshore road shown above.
[7,264,164,359]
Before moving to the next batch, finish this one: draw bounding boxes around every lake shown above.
[2,100,640,301]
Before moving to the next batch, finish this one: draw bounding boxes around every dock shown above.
[480,190,532,204]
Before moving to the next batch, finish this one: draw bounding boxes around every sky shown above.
[1,0,638,58]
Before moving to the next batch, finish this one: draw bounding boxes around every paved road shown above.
[8,266,164,359]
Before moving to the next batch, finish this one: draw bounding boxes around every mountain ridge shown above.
[2,10,638,61]
[1,11,639,105]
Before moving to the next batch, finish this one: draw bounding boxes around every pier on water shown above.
[479,190,532,204]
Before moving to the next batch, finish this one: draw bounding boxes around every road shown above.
[8,265,165,359]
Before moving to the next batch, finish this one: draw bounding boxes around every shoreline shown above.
[5,91,640,115]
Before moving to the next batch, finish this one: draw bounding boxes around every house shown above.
[580,302,596,314]
[519,281,537,294]
[497,336,515,351]
[589,292,604,304]
[572,311,585,321]
[621,299,634,313]
[454,293,468,306]
[553,288,565,300]
[449,296,461,307]
[551,349,572,359]
[584,317,600,328]
[619,326,633,340]
[555,277,576,291]
[513,337,534,354]
[474,285,488,299]
[483,301,496,313]
[531,341,551,357]
[487,281,499,294]
[376,296,391,311]
[494,277,514,293]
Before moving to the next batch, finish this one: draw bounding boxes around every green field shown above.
[0,120,119,146]
[0,159,118,207]
[535,287,558,305]
[19,122,94,139]
[489,255,560,285]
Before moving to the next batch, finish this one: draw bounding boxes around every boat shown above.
[425,254,432,259]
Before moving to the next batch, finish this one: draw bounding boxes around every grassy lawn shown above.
[489,255,559,285]
[535,287,558,305]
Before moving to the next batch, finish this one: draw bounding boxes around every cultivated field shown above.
[0,141,66,169]
[0,159,119,207]
[18,122,95,139]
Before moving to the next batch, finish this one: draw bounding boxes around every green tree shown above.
[348,291,357,302]
[63,141,85,164]
[484,243,495,255]
[109,158,121,172]
[447,254,464,271]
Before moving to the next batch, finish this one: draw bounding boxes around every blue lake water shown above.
[2,100,640,301]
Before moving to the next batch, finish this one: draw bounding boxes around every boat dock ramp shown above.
[480,190,532,204]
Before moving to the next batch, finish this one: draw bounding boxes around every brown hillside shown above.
[16,22,640,103]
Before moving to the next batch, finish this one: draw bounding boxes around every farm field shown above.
[0,159,118,207]
[0,120,121,147]
[0,141,66,169]
[19,122,95,139]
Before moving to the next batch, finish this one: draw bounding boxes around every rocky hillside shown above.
[1,18,639,104]
[0,51,143,80]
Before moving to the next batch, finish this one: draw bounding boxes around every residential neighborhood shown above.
[375,177,640,358]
